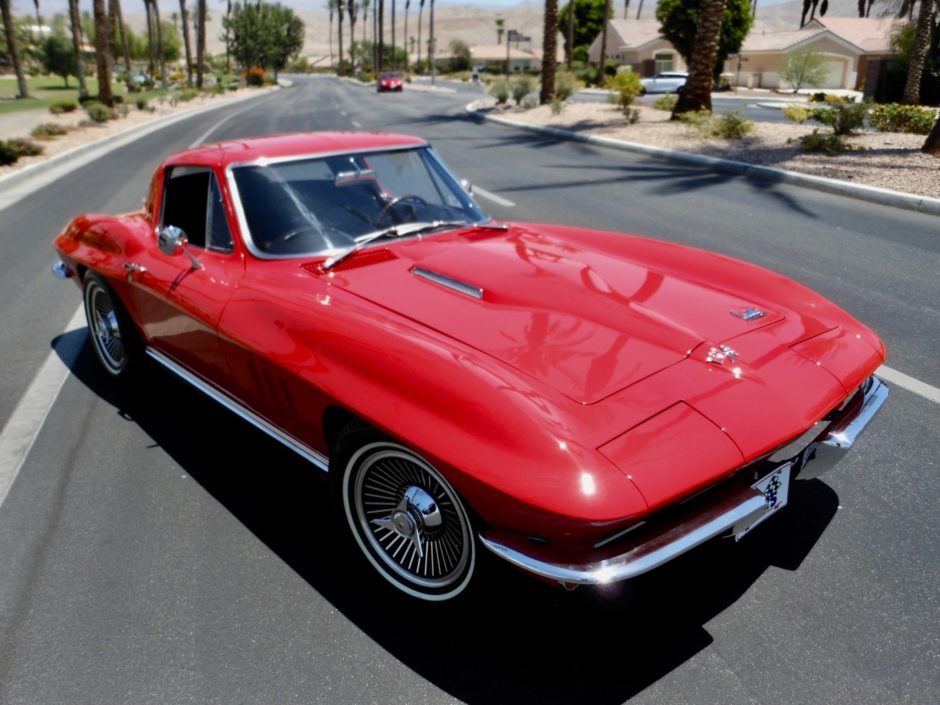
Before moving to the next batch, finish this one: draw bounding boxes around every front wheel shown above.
[332,429,477,601]
[82,272,138,377]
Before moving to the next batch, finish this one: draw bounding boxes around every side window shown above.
[161,167,233,253]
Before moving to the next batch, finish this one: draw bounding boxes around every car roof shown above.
[164,131,427,168]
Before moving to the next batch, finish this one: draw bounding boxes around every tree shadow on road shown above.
[56,334,840,705]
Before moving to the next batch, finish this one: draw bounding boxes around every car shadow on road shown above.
[57,333,840,705]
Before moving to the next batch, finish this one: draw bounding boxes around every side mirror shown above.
[158,225,186,256]
[460,179,474,195]
[157,225,203,270]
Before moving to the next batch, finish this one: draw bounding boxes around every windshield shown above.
[230,146,487,257]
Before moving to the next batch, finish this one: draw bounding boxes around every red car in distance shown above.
[52,132,888,602]
[377,71,403,92]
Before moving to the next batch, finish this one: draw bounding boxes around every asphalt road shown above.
[0,75,937,705]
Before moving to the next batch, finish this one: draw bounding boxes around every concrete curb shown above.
[0,87,279,192]
[468,105,940,218]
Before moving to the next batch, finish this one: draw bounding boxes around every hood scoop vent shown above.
[411,266,483,300]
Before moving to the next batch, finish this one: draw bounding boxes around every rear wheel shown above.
[82,272,139,377]
[332,427,477,601]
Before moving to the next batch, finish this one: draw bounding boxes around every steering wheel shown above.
[379,194,428,219]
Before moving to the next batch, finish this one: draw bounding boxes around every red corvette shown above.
[53,132,888,601]
[377,71,403,92]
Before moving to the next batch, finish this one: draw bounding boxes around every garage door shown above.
[822,59,846,89]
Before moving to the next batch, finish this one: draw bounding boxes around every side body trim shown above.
[145,347,330,473]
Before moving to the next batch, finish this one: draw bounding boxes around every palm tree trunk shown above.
[153,0,168,88]
[224,0,231,73]
[179,0,193,85]
[635,0,644,19]
[598,0,609,85]
[337,5,344,75]
[922,111,940,154]
[672,0,726,115]
[328,1,334,69]
[623,0,629,19]
[391,0,396,70]
[144,0,156,74]
[1,0,29,97]
[417,0,423,71]
[196,0,205,88]
[111,0,133,91]
[428,0,434,81]
[93,0,114,105]
[902,0,935,104]
[378,0,384,72]
[403,0,409,70]
[348,0,357,71]
[567,0,574,70]
[539,0,558,103]
[33,0,41,35]
[69,0,89,97]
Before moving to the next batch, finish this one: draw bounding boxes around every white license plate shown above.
[735,463,791,541]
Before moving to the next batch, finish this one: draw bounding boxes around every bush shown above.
[554,71,579,101]
[812,101,869,135]
[0,142,17,166]
[511,76,535,106]
[489,78,510,105]
[550,96,565,115]
[652,94,678,111]
[869,103,936,135]
[31,123,68,140]
[49,99,79,115]
[713,110,754,138]
[623,107,640,124]
[521,96,538,110]
[607,69,642,109]
[178,89,199,102]
[783,105,812,123]
[85,102,113,123]
[799,129,849,155]
[3,138,43,158]
[244,66,267,87]
[676,109,713,130]
[136,97,149,111]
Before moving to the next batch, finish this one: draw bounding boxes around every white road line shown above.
[878,365,940,405]
[0,305,85,509]
[352,120,362,128]
[473,187,516,208]
[189,102,260,147]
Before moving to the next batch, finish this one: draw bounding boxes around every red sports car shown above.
[377,71,403,92]
[53,132,888,601]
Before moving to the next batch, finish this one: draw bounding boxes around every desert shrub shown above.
[136,97,149,110]
[676,109,713,130]
[117,104,129,117]
[3,138,43,158]
[511,76,535,106]
[812,101,869,135]
[712,110,754,138]
[554,71,579,101]
[489,77,510,105]
[652,94,678,111]
[84,101,112,123]
[178,89,200,102]
[607,69,642,109]
[782,105,811,123]
[521,96,538,110]
[550,96,565,115]
[799,129,851,155]
[244,66,267,87]
[112,94,124,104]
[869,103,935,135]
[623,107,640,124]
[49,99,79,115]
[31,123,68,140]
[0,142,17,166]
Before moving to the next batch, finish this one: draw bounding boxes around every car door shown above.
[125,165,245,384]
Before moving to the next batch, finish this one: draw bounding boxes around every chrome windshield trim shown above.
[480,487,768,585]
[411,267,484,299]
[145,347,330,473]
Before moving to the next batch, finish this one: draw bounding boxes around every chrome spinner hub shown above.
[371,485,441,558]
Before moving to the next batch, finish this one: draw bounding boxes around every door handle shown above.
[123,262,147,282]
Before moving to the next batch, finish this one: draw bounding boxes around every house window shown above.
[654,52,673,74]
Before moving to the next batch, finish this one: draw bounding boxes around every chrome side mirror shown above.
[460,179,474,195]
[157,225,203,270]
[158,225,186,256]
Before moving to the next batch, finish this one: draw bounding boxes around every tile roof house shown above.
[587,19,687,77]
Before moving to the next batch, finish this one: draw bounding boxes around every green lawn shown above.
[0,76,183,115]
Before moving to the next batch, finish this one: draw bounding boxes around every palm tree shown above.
[417,0,425,70]
[800,0,828,27]
[597,0,610,85]
[496,17,504,44]
[152,0,168,88]
[93,0,114,105]
[32,0,41,34]
[196,0,205,87]
[337,0,344,75]
[623,0,630,19]
[378,0,384,72]
[539,0,558,103]
[224,0,231,72]
[428,0,434,80]
[179,0,193,85]
[1,0,29,97]
[327,0,334,68]
[902,0,935,104]
[144,0,156,74]
[923,111,940,154]
[111,0,133,91]
[68,0,89,97]
[347,0,358,71]
[635,0,644,19]
[403,0,410,69]
[567,0,573,70]
[391,0,396,69]
[672,0,727,115]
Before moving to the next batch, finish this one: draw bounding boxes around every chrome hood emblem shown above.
[731,307,766,321]
[706,345,740,365]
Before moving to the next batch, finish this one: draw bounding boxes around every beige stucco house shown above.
[724,17,898,90]
[587,19,687,77]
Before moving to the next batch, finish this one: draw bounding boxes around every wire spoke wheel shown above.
[340,440,475,601]
[83,275,128,376]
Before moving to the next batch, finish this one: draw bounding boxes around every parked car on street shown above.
[53,132,888,602]
[640,71,689,94]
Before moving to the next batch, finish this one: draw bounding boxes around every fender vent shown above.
[411,267,484,300]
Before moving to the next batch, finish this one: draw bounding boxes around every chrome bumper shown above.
[51,260,74,279]
[480,375,889,586]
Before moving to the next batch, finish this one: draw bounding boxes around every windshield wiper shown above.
[321,220,509,271]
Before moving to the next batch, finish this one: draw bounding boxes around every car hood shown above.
[323,223,833,405]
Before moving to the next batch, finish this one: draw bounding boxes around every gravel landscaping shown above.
[479,98,940,200]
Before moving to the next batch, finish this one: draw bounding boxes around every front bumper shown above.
[480,375,889,586]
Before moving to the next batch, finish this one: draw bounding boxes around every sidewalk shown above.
[0,109,48,140]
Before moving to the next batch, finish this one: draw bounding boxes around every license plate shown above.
[735,463,791,541]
